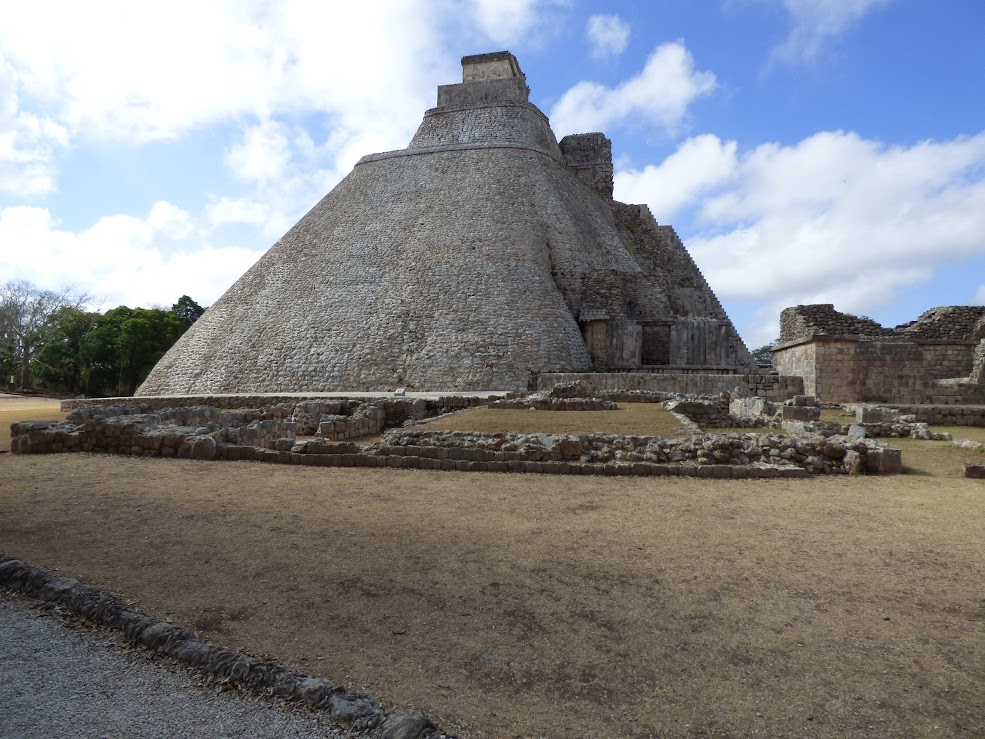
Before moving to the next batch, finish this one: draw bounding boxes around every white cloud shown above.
[0,203,263,309]
[671,130,985,345]
[0,0,585,314]
[974,284,985,305]
[774,0,890,62]
[469,0,567,45]
[204,196,273,230]
[0,53,68,196]
[227,121,292,185]
[615,134,737,219]
[0,1,458,195]
[586,14,630,59]
[549,41,716,138]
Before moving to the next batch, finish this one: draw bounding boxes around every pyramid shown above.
[137,52,753,396]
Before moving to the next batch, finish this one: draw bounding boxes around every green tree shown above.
[30,306,99,394]
[82,307,184,396]
[171,295,206,332]
[751,343,776,365]
[0,280,88,389]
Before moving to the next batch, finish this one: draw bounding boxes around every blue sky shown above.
[1,0,983,348]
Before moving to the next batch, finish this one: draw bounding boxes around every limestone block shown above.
[781,406,820,421]
[964,463,985,479]
[864,448,903,475]
[856,406,898,423]
[843,450,862,475]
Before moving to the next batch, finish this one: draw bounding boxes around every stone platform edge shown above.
[60,393,508,413]
[0,553,441,739]
[216,446,812,479]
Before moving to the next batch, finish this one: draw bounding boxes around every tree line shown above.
[0,280,205,397]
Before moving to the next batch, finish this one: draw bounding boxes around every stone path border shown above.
[231,446,812,479]
[0,553,446,739]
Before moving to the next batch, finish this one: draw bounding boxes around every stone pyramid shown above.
[138,52,753,395]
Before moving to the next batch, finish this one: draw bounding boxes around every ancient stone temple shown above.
[138,52,754,395]
[772,304,985,403]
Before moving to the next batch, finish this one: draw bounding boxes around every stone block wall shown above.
[881,404,985,426]
[775,303,985,404]
[559,133,613,198]
[896,306,985,340]
[461,51,523,82]
[773,337,985,403]
[779,305,892,342]
[920,343,978,380]
[538,372,803,399]
[972,340,985,384]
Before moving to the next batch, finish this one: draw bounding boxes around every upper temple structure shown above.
[137,52,755,395]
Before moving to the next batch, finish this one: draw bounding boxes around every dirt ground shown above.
[2,398,985,737]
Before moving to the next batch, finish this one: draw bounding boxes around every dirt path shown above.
[3,451,984,738]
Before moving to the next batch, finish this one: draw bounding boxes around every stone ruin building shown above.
[772,304,985,404]
[138,51,755,396]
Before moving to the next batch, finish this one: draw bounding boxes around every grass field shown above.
[420,403,689,437]
[0,395,64,452]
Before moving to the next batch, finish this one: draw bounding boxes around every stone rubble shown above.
[11,396,906,476]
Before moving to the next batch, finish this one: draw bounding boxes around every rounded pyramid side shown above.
[137,145,633,395]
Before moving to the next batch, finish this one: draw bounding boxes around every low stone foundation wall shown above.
[882,404,985,426]
[489,397,617,411]
[60,394,496,413]
[379,429,901,476]
[11,412,903,476]
[538,372,803,400]
[12,397,489,457]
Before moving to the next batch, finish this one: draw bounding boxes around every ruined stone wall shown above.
[896,306,985,340]
[919,343,978,380]
[882,404,985,426]
[972,340,985,384]
[460,51,523,82]
[611,204,753,368]
[559,133,613,199]
[782,304,985,344]
[538,372,803,399]
[779,305,893,342]
[774,337,985,403]
[771,341,820,396]
[775,304,985,403]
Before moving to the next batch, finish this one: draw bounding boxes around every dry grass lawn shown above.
[0,394,64,451]
[422,403,689,438]
[2,398,985,737]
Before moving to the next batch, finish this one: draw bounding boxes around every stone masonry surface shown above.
[137,51,754,396]
[13,398,905,476]
[774,304,985,403]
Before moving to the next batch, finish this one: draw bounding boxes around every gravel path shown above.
[0,595,348,738]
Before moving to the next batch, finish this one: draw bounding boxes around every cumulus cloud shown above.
[774,0,890,62]
[672,130,985,345]
[0,54,68,196]
[586,14,630,59]
[549,41,716,137]
[226,121,292,185]
[0,203,264,309]
[0,0,458,197]
[615,135,737,219]
[974,284,985,305]
[470,0,568,45]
